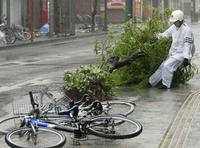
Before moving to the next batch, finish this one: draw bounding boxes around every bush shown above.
[62,65,114,101]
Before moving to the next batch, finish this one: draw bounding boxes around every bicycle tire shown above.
[5,127,66,148]
[0,115,22,134]
[101,100,135,116]
[88,115,142,139]
[17,32,31,40]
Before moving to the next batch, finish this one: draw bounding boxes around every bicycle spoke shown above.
[5,127,66,148]
[89,116,142,139]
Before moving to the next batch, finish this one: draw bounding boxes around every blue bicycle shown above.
[5,116,66,148]
[4,91,67,148]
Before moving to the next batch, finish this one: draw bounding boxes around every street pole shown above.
[125,0,132,21]
[6,0,10,27]
[141,0,143,20]
[29,0,34,42]
[69,0,75,35]
[49,0,54,37]
[102,0,108,31]
[0,0,2,15]
[64,0,67,35]
[91,0,97,32]
[191,0,196,22]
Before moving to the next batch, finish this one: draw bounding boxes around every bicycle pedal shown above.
[71,133,88,141]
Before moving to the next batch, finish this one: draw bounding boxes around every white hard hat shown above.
[169,10,184,23]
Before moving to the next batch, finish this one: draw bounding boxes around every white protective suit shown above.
[149,23,195,88]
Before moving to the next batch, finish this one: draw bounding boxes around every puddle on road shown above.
[0,78,52,93]
[0,58,40,67]
[0,61,25,67]
[22,59,40,63]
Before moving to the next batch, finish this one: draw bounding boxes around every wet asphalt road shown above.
[0,22,200,148]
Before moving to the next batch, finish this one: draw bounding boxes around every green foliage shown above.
[151,8,172,21]
[63,9,197,100]
[94,11,197,88]
[63,65,114,101]
[173,64,198,85]
[95,18,170,87]
[164,8,172,21]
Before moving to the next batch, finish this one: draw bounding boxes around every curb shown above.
[159,90,200,148]
[0,31,107,50]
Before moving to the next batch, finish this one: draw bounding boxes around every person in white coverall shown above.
[149,10,195,89]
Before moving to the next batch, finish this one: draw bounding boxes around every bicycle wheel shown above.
[5,127,66,148]
[101,100,135,116]
[88,115,142,139]
[0,116,22,134]
[17,32,31,40]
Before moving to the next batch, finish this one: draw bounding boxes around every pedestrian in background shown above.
[149,10,195,89]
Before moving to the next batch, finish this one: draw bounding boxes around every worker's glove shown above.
[183,58,190,67]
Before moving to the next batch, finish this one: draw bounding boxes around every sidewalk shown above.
[0,30,107,50]
[159,90,200,148]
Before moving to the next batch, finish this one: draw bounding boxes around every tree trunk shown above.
[109,50,145,73]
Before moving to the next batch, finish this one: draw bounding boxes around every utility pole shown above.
[91,0,98,32]
[6,0,10,27]
[29,0,34,42]
[65,0,75,35]
[49,0,54,37]
[69,0,75,35]
[0,0,2,15]
[191,0,196,22]
[102,0,108,31]
[125,0,132,21]
[64,0,67,35]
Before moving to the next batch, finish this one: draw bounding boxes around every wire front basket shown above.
[12,96,33,115]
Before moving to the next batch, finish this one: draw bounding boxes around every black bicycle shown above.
[35,87,135,116]
[11,24,31,41]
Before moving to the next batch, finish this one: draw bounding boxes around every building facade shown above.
[0,0,199,35]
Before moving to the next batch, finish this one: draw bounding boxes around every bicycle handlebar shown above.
[29,91,39,110]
